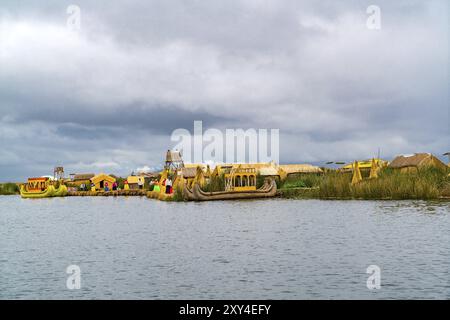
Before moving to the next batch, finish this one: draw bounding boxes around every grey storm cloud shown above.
[0,0,448,181]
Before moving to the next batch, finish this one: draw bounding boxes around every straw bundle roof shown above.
[388,153,446,169]
[184,163,208,170]
[166,150,183,162]
[73,173,95,181]
[258,167,280,176]
[180,167,197,178]
[279,164,323,174]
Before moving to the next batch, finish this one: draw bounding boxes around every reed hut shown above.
[127,175,145,190]
[388,153,447,173]
[90,173,116,191]
[179,167,197,186]
[66,173,95,190]
[72,173,95,185]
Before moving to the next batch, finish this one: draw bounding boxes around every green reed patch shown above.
[0,183,20,195]
[279,167,449,200]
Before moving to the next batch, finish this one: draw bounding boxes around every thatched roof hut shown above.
[180,167,197,179]
[388,153,447,172]
[90,173,116,190]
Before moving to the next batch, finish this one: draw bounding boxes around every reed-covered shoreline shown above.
[0,183,19,195]
[6,166,450,201]
[279,167,450,200]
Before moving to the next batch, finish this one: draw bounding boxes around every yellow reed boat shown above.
[20,177,63,198]
[184,166,277,201]
[53,184,68,197]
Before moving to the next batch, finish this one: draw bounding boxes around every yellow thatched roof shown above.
[279,164,323,174]
[127,176,145,184]
[258,167,280,176]
[214,162,275,170]
[184,163,208,170]
[180,167,197,178]
[388,153,446,170]
[91,173,116,184]
[73,173,95,181]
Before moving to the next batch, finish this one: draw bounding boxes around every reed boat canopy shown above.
[180,162,325,181]
[26,177,51,191]
[224,166,257,191]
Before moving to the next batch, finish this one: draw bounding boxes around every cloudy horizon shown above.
[0,0,448,181]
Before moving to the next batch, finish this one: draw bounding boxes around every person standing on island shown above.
[165,177,172,194]
[149,179,155,191]
[153,181,160,193]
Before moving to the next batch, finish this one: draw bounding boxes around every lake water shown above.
[0,196,449,299]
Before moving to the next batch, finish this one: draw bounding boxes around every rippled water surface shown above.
[1,196,449,299]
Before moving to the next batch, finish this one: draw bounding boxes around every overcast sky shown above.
[0,0,448,181]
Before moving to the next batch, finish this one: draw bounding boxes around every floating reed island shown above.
[14,151,450,201]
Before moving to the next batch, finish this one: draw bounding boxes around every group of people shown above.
[103,181,118,192]
[79,183,92,191]
[149,177,173,194]
[77,175,173,194]
[79,181,118,192]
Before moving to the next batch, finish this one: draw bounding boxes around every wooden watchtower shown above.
[54,167,65,180]
[164,150,184,171]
